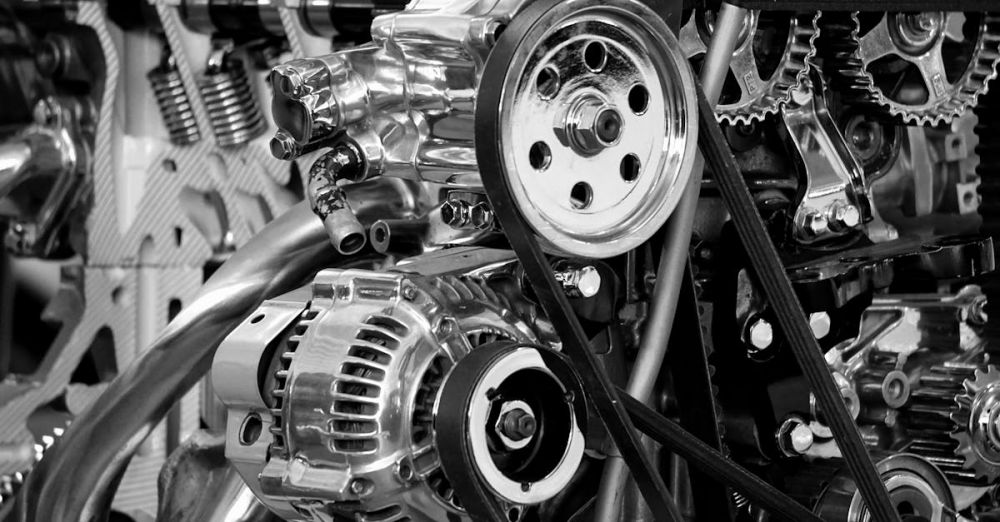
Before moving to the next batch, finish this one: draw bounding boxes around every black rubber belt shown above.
[694,91,900,521]
[618,390,822,522]
[666,264,732,521]
[476,1,681,519]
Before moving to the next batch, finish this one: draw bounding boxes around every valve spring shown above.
[198,57,265,147]
[148,63,201,146]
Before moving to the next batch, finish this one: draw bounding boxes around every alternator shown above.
[212,252,585,521]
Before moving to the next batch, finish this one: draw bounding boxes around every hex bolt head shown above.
[803,211,828,237]
[747,318,773,350]
[554,265,602,298]
[441,200,471,228]
[828,203,861,231]
[270,131,300,160]
[500,408,537,441]
[808,311,831,339]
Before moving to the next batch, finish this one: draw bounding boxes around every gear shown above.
[952,365,1000,482]
[904,364,1000,485]
[821,11,1000,126]
[679,10,818,125]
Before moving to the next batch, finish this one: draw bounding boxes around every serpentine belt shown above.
[473,0,898,520]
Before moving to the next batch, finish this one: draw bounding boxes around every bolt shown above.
[554,265,602,298]
[470,201,494,230]
[437,320,453,336]
[914,12,938,32]
[441,200,471,228]
[808,312,831,339]
[828,203,860,231]
[273,66,304,97]
[401,284,417,301]
[270,131,300,160]
[747,318,773,351]
[32,97,59,126]
[777,417,814,456]
[802,211,828,237]
[349,478,372,496]
[500,408,537,441]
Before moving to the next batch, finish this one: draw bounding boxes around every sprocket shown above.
[821,11,1000,126]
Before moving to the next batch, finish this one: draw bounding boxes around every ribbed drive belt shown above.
[692,92,900,521]
[475,1,897,520]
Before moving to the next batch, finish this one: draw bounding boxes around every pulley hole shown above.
[529,142,551,170]
[239,413,263,445]
[897,501,915,515]
[251,314,265,324]
[620,154,640,182]
[583,41,607,72]
[570,182,592,209]
[628,84,649,114]
[536,66,560,99]
[507,507,521,521]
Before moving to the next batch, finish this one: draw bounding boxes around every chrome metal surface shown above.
[781,72,873,245]
[149,58,202,146]
[19,179,416,522]
[214,261,539,520]
[592,3,742,520]
[496,2,697,257]
[198,43,266,148]
[678,10,818,125]
[814,454,955,522]
[833,11,1000,125]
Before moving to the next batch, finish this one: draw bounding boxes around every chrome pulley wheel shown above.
[477,0,697,258]
[435,343,587,517]
[679,9,818,125]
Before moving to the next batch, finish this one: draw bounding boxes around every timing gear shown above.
[821,11,1000,126]
[679,9,818,125]
[212,262,567,521]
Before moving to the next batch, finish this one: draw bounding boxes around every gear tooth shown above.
[687,10,818,125]
[820,11,1000,125]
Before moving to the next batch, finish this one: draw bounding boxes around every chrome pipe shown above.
[17,178,417,522]
[593,3,747,520]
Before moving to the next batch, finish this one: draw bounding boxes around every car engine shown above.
[3,0,1000,521]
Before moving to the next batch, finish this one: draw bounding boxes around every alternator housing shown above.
[212,253,538,521]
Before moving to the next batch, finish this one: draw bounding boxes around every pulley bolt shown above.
[747,318,773,350]
[808,312,831,339]
[554,265,602,298]
[500,408,537,441]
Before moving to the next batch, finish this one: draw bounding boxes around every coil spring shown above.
[148,63,201,146]
[198,57,265,147]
